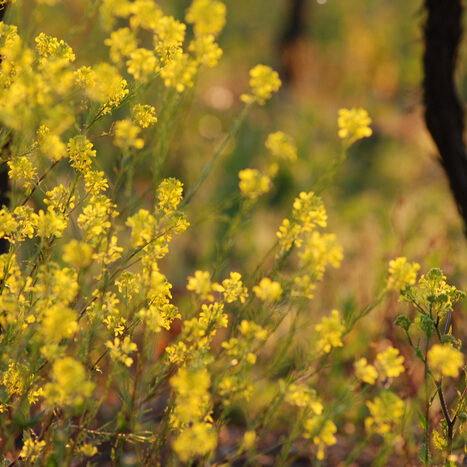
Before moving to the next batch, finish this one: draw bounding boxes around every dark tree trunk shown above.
[278,0,309,85]
[0,2,10,254]
[423,0,467,233]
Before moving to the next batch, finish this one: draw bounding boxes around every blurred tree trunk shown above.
[0,2,9,254]
[278,0,309,85]
[423,0,467,233]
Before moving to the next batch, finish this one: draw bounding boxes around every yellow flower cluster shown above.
[114,119,144,150]
[365,391,405,436]
[241,64,282,105]
[315,310,345,353]
[132,104,158,128]
[284,382,323,414]
[428,344,464,379]
[265,131,297,163]
[20,436,46,464]
[170,367,217,461]
[376,346,405,378]
[337,107,372,144]
[304,416,337,460]
[253,277,283,302]
[238,168,271,199]
[44,357,94,408]
[105,336,138,367]
[298,231,343,280]
[276,191,327,256]
[387,256,420,290]
[186,0,226,37]
[355,346,405,384]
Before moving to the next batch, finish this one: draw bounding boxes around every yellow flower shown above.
[37,125,66,161]
[365,391,404,436]
[304,417,337,460]
[189,34,222,68]
[315,310,345,353]
[292,191,327,232]
[242,431,256,450]
[299,231,343,279]
[157,178,184,214]
[253,277,282,302]
[80,444,98,457]
[34,208,67,238]
[114,119,144,150]
[20,436,46,463]
[186,0,226,37]
[187,270,218,301]
[85,63,129,110]
[74,66,96,88]
[129,0,163,31]
[63,239,93,269]
[105,336,138,367]
[220,272,248,303]
[285,383,323,414]
[170,367,212,426]
[387,257,420,290]
[7,157,38,190]
[132,104,157,128]
[160,53,197,93]
[44,357,94,408]
[376,347,405,379]
[41,305,78,344]
[337,107,372,144]
[154,15,186,50]
[2,362,29,397]
[241,64,281,105]
[126,48,157,82]
[354,358,378,385]
[126,209,155,247]
[265,131,297,163]
[238,320,268,340]
[84,170,109,195]
[238,168,271,199]
[428,344,464,379]
[173,422,217,461]
[35,32,75,62]
[104,27,137,64]
[67,135,96,173]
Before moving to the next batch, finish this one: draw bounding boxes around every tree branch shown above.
[423,0,467,233]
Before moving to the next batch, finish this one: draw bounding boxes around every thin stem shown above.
[21,157,64,206]
[437,381,454,456]
[182,104,252,207]
[424,335,431,465]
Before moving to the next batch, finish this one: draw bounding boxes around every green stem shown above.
[424,335,431,465]
[313,146,347,195]
[182,104,252,207]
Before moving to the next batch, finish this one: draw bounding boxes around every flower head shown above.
[387,257,420,291]
[428,344,464,379]
[186,0,226,37]
[354,358,378,385]
[241,64,281,105]
[238,168,271,199]
[376,347,405,379]
[265,131,297,163]
[253,277,282,302]
[315,310,345,353]
[337,107,372,144]
[365,392,404,435]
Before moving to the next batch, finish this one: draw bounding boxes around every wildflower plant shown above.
[0,1,464,466]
